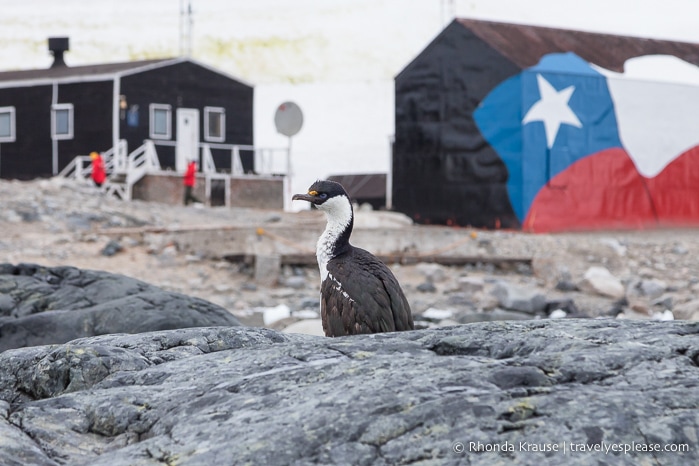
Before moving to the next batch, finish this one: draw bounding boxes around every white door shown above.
[176,108,200,172]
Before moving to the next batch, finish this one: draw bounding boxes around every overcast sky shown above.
[3,0,699,83]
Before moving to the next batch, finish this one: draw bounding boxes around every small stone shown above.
[652,310,674,321]
[4,210,22,223]
[652,295,673,311]
[673,299,699,320]
[491,281,546,314]
[638,279,667,300]
[599,238,627,256]
[241,282,258,292]
[262,304,291,326]
[578,266,625,299]
[417,282,437,293]
[421,308,454,321]
[555,280,578,292]
[415,263,446,283]
[100,240,123,257]
[281,276,307,290]
[121,236,140,248]
[457,276,485,293]
[672,243,689,255]
[161,244,178,256]
[297,297,319,310]
[446,293,476,307]
[545,298,577,315]
[629,299,650,315]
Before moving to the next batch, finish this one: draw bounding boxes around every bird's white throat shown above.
[315,195,353,282]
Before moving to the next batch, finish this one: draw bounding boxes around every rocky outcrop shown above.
[0,263,241,351]
[1,319,697,465]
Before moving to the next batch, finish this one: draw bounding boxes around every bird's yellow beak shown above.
[292,190,317,202]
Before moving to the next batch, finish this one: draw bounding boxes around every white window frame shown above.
[149,103,172,140]
[0,106,16,143]
[204,106,226,142]
[51,103,74,140]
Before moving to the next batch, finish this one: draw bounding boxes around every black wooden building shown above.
[0,38,253,179]
[393,19,699,230]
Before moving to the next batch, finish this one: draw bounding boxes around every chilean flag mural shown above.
[474,52,699,233]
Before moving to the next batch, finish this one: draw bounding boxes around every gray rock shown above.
[0,320,698,465]
[578,266,625,299]
[456,276,485,293]
[419,308,454,322]
[415,263,447,283]
[653,295,674,311]
[242,282,258,292]
[672,243,689,255]
[416,281,437,293]
[674,299,699,320]
[0,294,14,313]
[555,279,578,292]
[491,281,546,314]
[456,308,535,323]
[0,263,241,351]
[545,298,578,316]
[100,239,123,257]
[440,292,480,311]
[280,275,308,290]
[638,278,667,300]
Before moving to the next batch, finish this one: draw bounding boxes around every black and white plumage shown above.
[292,180,414,337]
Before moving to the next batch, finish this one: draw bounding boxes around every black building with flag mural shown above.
[0,38,253,180]
[394,19,699,232]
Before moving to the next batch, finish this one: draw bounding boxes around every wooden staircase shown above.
[59,139,159,200]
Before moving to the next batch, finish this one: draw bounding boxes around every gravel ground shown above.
[2,177,698,335]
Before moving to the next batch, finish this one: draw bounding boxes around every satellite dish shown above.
[274,102,303,137]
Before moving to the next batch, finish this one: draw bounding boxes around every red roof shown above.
[456,19,699,71]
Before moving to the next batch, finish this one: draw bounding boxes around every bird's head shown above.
[293,180,353,222]
[292,180,348,207]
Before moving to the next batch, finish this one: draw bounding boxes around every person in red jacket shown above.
[90,152,106,187]
[183,160,200,205]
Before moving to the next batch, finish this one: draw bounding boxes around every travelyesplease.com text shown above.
[452,440,690,455]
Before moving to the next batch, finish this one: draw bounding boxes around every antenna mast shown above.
[179,0,193,57]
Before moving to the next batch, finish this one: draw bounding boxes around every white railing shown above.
[201,144,217,174]
[103,139,128,175]
[57,139,128,181]
[61,139,289,204]
[232,146,245,175]
[57,155,92,180]
[103,183,128,200]
[126,140,160,186]
[253,147,289,175]
[199,142,288,175]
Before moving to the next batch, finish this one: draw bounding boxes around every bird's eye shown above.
[318,193,328,199]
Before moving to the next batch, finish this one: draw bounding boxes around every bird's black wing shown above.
[321,247,413,336]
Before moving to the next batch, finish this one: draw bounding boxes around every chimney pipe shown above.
[48,37,69,68]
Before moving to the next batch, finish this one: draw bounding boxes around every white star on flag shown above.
[523,74,582,148]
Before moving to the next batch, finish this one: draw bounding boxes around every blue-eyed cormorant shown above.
[292,180,414,337]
